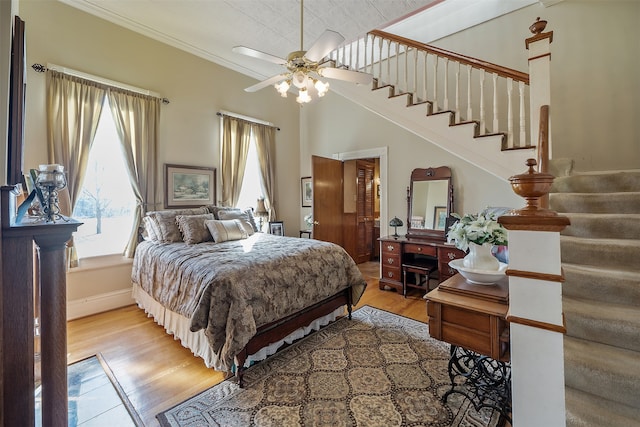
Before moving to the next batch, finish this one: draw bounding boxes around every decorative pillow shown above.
[149,207,209,242]
[175,213,215,244]
[142,216,160,241]
[207,205,241,219]
[216,209,256,235]
[205,219,249,243]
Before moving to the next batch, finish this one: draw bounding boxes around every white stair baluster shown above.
[432,57,438,113]
[467,65,472,122]
[454,62,461,123]
[413,49,418,95]
[423,52,428,104]
[479,70,486,135]
[395,42,400,91]
[519,81,527,146]
[443,58,449,111]
[507,77,514,148]
[377,37,383,82]
[404,46,409,94]
[493,73,499,133]
[386,40,391,85]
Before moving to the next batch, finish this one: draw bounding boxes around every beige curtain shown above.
[46,70,106,267]
[108,89,161,258]
[253,123,277,221]
[221,116,252,207]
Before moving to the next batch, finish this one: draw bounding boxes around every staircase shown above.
[327,27,548,182]
[550,170,640,426]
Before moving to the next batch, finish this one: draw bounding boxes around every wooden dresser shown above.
[378,235,466,292]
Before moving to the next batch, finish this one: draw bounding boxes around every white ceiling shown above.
[58,0,439,81]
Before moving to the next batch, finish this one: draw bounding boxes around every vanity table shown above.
[379,166,465,295]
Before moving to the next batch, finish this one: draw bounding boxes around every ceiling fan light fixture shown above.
[314,79,329,97]
[296,88,311,104]
[274,80,290,97]
[292,70,308,89]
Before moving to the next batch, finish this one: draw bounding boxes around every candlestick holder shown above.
[36,164,68,223]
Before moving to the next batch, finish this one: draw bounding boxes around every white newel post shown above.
[499,159,570,427]
[527,18,553,158]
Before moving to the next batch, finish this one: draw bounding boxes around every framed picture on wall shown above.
[301,176,312,207]
[165,164,216,208]
[433,206,447,230]
[269,221,284,236]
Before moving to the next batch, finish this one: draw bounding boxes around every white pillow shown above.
[205,219,249,243]
[216,209,256,235]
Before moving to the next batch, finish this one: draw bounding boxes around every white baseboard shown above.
[67,288,135,320]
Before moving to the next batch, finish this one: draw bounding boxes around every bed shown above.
[131,207,367,385]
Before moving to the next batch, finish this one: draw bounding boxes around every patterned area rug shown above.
[157,306,502,426]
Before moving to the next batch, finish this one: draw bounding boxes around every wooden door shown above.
[356,160,375,263]
[312,155,343,246]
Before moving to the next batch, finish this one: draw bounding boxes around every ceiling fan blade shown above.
[319,67,373,85]
[304,30,345,63]
[232,46,287,65]
[244,74,288,93]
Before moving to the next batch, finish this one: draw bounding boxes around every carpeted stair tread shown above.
[566,387,640,427]
[560,236,640,272]
[562,263,640,306]
[551,171,640,193]
[564,336,640,409]
[550,192,640,213]
[562,213,640,239]
[563,297,640,352]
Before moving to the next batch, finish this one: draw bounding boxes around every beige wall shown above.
[430,1,640,173]
[300,92,523,237]
[19,0,301,310]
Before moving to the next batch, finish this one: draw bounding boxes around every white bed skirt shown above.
[132,283,345,370]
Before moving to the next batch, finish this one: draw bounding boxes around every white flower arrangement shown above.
[303,213,313,228]
[446,210,508,251]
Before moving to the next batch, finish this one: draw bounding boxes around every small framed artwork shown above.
[301,176,312,207]
[433,206,447,230]
[165,164,216,208]
[269,221,284,236]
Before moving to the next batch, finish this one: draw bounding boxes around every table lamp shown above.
[389,216,403,238]
[255,198,268,232]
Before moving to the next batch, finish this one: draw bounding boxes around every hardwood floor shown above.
[66,261,429,426]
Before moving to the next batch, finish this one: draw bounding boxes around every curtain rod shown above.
[31,63,170,104]
[217,110,280,131]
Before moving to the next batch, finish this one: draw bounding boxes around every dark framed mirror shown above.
[406,166,453,240]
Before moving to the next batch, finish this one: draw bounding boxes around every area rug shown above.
[157,306,502,426]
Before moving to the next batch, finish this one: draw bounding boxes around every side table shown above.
[299,229,312,238]
[425,274,511,423]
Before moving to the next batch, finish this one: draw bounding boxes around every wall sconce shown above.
[36,164,67,222]
[255,198,268,232]
[389,216,403,238]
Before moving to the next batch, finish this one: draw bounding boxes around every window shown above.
[72,99,136,258]
[235,137,264,212]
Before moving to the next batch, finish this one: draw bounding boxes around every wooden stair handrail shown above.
[369,29,529,84]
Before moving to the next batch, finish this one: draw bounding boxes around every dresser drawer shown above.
[381,241,401,254]
[381,253,400,267]
[382,265,401,282]
[438,246,466,263]
[404,243,437,257]
[439,261,460,279]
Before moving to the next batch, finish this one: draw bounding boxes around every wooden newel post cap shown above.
[508,158,557,217]
[529,17,547,35]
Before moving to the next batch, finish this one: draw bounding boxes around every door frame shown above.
[332,146,388,244]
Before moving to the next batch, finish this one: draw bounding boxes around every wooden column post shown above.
[526,18,554,158]
[1,186,80,427]
[499,160,570,427]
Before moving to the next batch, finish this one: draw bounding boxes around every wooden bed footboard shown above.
[235,287,353,387]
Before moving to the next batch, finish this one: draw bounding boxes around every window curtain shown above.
[46,70,106,268]
[221,116,252,207]
[252,123,277,221]
[108,90,161,258]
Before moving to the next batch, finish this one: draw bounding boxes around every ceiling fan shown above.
[232,0,373,104]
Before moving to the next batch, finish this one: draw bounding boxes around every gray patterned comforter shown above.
[132,233,367,371]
